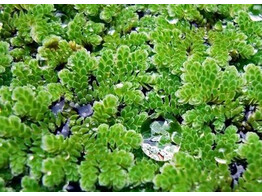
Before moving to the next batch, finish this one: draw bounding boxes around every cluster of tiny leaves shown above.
[0,4,262,192]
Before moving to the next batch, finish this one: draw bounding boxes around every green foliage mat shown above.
[0,4,262,192]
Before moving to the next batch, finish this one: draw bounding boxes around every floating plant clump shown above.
[142,121,180,161]
[0,4,262,192]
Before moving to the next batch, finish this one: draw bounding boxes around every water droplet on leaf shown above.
[215,157,227,164]
[249,13,262,21]
[141,120,180,162]
[167,18,178,24]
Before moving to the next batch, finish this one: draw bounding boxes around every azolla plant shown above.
[0,4,262,192]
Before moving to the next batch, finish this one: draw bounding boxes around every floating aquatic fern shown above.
[0,3,262,192]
